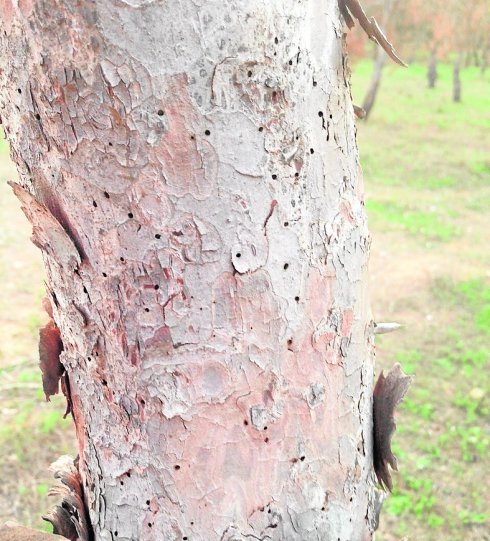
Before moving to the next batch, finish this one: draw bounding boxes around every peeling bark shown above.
[0,1,379,539]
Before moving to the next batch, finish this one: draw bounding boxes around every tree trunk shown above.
[0,2,376,540]
[362,49,387,120]
[453,53,463,102]
[427,48,438,89]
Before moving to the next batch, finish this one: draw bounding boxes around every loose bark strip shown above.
[373,363,413,492]
[339,0,407,66]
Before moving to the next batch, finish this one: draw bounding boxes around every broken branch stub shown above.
[373,363,413,491]
[339,0,407,67]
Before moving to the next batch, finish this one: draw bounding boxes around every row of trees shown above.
[348,0,490,116]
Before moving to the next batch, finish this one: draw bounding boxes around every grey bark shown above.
[0,1,377,540]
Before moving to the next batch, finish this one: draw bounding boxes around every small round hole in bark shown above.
[148,523,152,528]
[313,80,317,87]
[295,296,300,302]
[146,500,150,505]
[204,129,211,136]
[288,60,293,65]
[120,257,125,262]
[243,420,249,426]
[310,148,314,154]
[258,126,264,132]
[102,379,108,386]
[321,507,325,511]
[300,456,305,461]
[287,339,293,347]
[247,70,252,77]
[330,114,333,119]
[157,109,164,116]
[263,426,268,431]
[35,113,41,120]
[128,212,134,218]
[318,111,323,117]
[104,191,110,198]
[102,272,107,278]
[274,36,279,44]
[145,308,150,312]
[174,465,181,470]
[264,437,269,443]
[114,532,118,537]
[120,481,124,486]
[272,174,277,180]
[17,88,21,94]
[126,472,131,477]
[284,221,289,227]
[294,172,299,177]
[93,201,97,207]
[108,142,113,147]
[190,135,195,140]
[140,399,145,405]
[283,263,289,270]
[236,253,241,258]
[155,234,161,239]
[272,91,277,98]
[154,285,159,290]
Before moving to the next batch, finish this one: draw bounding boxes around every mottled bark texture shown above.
[0,1,377,540]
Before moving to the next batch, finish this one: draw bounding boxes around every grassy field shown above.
[351,60,490,540]
[0,60,489,539]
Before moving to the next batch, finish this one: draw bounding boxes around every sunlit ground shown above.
[0,60,489,539]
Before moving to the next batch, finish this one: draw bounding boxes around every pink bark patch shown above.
[341,308,354,337]
[0,0,13,34]
[154,75,217,201]
[18,0,35,17]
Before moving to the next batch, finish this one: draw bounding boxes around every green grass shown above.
[352,58,490,540]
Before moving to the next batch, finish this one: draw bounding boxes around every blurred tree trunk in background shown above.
[0,1,377,540]
[362,48,387,119]
[427,48,438,89]
[361,0,397,119]
[453,52,463,102]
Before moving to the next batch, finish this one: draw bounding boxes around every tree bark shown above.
[0,1,376,540]
[427,48,438,89]
[453,52,463,102]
